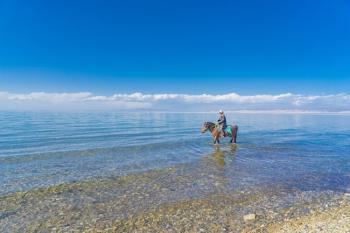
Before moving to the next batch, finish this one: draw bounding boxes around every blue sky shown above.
[0,0,349,111]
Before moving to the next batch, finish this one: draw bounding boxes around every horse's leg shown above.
[215,135,220,144]
[232,125,238,143]
[213,130,220,144]
[213,137,217,144]
[230,129,234,143]
[214,137,220,144]
[213,132,217,144]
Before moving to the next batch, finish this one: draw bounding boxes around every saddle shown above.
[216,125,232,137]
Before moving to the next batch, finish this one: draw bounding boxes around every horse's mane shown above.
[205,121,216,129]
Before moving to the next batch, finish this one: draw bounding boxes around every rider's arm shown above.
[217,116,224,124]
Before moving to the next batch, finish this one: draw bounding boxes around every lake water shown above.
[1,112,349,196]
[1,112,350,232]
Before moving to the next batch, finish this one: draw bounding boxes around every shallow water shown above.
[1,112,349,196]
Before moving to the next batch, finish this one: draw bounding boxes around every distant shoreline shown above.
[145,110,350,115]
[1,110,350,115]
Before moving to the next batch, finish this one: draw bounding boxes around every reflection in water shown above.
[194,144,241,193]
[210,144,238,167]
[213,148,226,167]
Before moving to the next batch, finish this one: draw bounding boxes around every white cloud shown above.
[0,91,349,112]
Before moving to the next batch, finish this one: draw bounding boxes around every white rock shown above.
[243,213,256,222]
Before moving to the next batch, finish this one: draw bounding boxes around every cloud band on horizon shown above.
[0,91,349,112]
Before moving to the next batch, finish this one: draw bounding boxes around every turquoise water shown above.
[0,112,349,196]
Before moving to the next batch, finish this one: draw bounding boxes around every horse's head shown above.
[201,122,210,133]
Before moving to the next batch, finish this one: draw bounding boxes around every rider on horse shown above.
[201,112,238,144]
[217,110,227,136]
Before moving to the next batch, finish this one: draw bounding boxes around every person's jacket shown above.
[217,115,227,128]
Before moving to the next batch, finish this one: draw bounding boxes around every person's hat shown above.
[219,110,224,114]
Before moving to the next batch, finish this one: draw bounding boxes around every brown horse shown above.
[201,122,238,144]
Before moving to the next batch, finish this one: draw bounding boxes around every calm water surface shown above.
[0,112,349,196]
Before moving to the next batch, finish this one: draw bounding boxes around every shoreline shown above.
[1,164,349,232]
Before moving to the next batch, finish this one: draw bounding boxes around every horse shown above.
[201,122,238,144]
